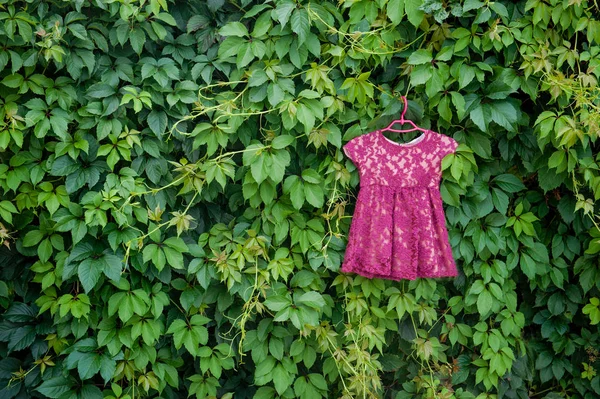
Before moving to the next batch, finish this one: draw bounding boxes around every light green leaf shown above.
[304,184,323,208]
[163,246,184,269]
[272,364,291,395]
[387,0,405,24]
[407,49,432,65]
[219,22,249,37]
[267,82,285,106]
[272,135,295,149]
[164,237,189,252]
[291,9,310,45]
[459,65,476,88]
[520,253,537,279]
[405,0,425,27]
[477,290,493,315]
[450,92,466,120]
[129,28,146,54]
[296,291,325,309]
[274,0,295,27]
[23,230,44,247]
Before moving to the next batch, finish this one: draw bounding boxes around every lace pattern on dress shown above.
[341,129,459,280]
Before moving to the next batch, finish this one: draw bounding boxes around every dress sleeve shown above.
[438,134,459,157]
[343,135,366,166]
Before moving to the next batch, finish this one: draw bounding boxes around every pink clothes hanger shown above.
[380,96,427,133]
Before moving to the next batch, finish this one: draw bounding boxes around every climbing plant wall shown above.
[0,0,599,398]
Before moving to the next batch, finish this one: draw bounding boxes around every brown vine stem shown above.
[427,307,451,334]
[529,385,563,397]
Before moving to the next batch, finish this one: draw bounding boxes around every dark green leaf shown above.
[147,110,168,138]
[78,259,102,292]
[36,376,73,398]
[494,174,526,193]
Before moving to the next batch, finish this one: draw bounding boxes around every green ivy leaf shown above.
[291,9,310,45]
[272,364,291,395]
[469,104,489,132]
[296,291,325,309]
[387,0,405,24]
[477,289,493,315]
[36,376,74,398]
[407,49,432,65]
[493,174,526,193]
[405,0,425,27]
[520,253,537,279]
[101,253,123,282]
[147,110,168,138]
[274,0,296,27]
[219,22,249,37]
[271,135,295,149]
[303,183,323,208]
[77,352,102,380]
[130,28,146,54]
[78,258,103,292]
[22,230,44,247]
[8,325,36,352]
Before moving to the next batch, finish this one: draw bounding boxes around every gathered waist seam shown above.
[360,183,440,189]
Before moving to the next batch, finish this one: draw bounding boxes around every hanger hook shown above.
[400,96,408,123]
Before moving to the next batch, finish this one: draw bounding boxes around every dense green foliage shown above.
[0,0,600,398]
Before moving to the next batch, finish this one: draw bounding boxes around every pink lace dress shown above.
[341,129,459,280]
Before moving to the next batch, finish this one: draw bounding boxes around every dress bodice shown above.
[344,130,458,188]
